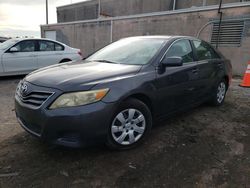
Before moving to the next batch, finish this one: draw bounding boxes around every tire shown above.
[106,98,152,150]
[210,79,227,106]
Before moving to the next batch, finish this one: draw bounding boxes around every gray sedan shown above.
[15,36,232,150]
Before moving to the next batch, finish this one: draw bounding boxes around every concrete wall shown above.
[206,0,250,6]
[42,6,250,76]
[44,21,111,56]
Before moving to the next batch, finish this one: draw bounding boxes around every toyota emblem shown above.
[20,83,28,96]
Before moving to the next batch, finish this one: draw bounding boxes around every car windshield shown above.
[87,38,167,65]
[0,39,19,50]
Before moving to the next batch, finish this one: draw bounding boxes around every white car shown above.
[0,38,83,76]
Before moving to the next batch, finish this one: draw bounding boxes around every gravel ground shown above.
[0,77,249,187]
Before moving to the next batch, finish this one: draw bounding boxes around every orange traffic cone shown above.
[240,61,250,88]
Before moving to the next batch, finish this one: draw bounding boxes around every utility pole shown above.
[98,0,101,18]
[46,0,48,24]
[216,0,223,49]
[172,0,176,10]
[203,0,207,6]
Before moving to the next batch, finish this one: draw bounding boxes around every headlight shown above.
[49,88,109,109]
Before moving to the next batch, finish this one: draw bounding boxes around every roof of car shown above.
[10,38,54,41]
[125,35,198,41]
[6,38,66,46]
[11,36,197,42]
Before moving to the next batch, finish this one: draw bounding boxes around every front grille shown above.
[17,91,53,108]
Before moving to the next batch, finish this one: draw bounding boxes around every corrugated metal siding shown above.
[211,20,245,47]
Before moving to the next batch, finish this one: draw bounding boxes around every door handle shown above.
[216,62,223,69]
[29,55,37,57]
[187,87,195,91]
[192,68,199,74]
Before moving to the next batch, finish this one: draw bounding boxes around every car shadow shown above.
[0,101,236,187]
[0,75,25,82]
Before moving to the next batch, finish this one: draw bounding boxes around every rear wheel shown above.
[106,99,152,150]
[210,79,227,106]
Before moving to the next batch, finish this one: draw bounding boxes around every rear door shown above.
[37,40,64,68]
[155,39,199,117]
[2,40,37,74]
[191,40,222,100]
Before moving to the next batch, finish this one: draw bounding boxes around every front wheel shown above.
[106,99,152,150]
[210,79,227,106]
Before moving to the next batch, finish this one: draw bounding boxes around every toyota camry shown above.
[15,36,232,149]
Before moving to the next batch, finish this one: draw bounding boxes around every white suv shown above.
[0,38,83,76]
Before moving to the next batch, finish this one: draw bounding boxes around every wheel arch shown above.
[124,93,154,117]
[59,58,72,63]
[224,75,230,90]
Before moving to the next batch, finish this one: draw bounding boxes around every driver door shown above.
[2,40,38,74]
[155,39,199,117]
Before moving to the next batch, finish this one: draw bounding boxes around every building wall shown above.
[42,6,250,76]
[57,0,99,22]
[57,0,173,23]
[206,0,249,6]
[101,0,172,17]
[176,0,245,9]
[57,0,244,22]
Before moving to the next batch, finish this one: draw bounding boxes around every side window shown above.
[14,40,35,52]
[165,39,194,63]
[55,43,64,51]
[208,44,221,59]
[193,40,220,61]
[38,41,64,51]
[39,41,55,51]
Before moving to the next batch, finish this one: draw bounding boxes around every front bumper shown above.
[15,92,116,148]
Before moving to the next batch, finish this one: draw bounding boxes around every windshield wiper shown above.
[93,60,118,64]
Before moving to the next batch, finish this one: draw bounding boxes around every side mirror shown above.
[9,47,19,53]
[161,56,183,67]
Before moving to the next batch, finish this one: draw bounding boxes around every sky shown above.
[0,0,85,38]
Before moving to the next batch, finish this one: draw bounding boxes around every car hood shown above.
[25,61,142,91]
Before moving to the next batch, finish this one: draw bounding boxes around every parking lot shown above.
[0,77,249,187]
